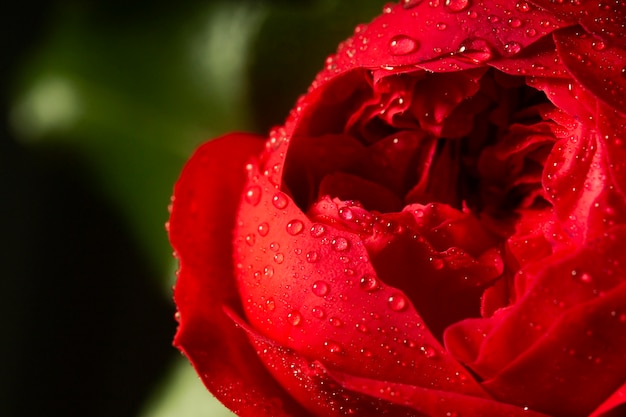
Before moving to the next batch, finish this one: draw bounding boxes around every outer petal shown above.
[170,134,310,417]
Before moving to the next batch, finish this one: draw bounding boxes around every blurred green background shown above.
[1,1,386,416]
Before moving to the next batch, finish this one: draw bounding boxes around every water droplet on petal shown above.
[324,340,343,354]
[258,222,270,236]
[272,192,289,209]
[311,307,325,319]
[420,344,437,358]
[245,234,256,246]
[359,274,380,292]
[339,207,354,221]
[286,219,304,235]
[388,293,408,311]
[592,40,606,51]
[310,223,326,237]
[444,0,469,12]
[332,237,350,251]
[431,257,445,269]
[525,27,537,37]
[504,41,522,55]
[312,280,329,296]
[244,185,262,206]
[266,298,275,311]
[515,1,531,12]
[507,17,522,28]
[306,251,319,263]
[263,266,274,278]
[389,35,419,55]
[269,241,280,252]
[436,22,448,30]
[329,317,344,327]
[287,310,302,326]
[356,323,369,333]
[273,253,284,264]
[360,348,373,357]
[402,0,424,8]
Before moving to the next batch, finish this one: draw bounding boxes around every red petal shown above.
[530,0,626,47]
[447,227,626,416]
[555,27,626,116]
[590,381,626,417]
[228,311,420,417]
[170,134,308,417]
[234,165,487,397]
[330,368,550,417]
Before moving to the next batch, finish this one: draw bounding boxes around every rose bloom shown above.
[168,1,626,416]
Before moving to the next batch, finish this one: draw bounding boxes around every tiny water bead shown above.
[388,293,408,311]
[286,219,304,235]
[312,280,330,296]
[329,317,344,327]
[245,234,256,246]
[244,185,262,206]
[266,298,276,311]
[311,307,325,319]
[306,251,319,263]
[272,192,289,209]
[420,344,437,358]
[269,241,280,252]
[388,35,420,55]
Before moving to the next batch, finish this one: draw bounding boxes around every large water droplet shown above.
[258,222,270,236]
[388,293,408,311]
[457,38,493,63]
[273,253,284,264]
[402,0,424,8]
[332,237,350,252]
[515,1,530,12]
[359,274,380,292]
[263,265,274,278]
[339,207,354,221]
[445,0,469,12]
[312,280,330,296]
[389,35,419,55]
[286,219,304,235]
[272,192,289,209]
[507,17,522,28]
[287,310,302,326]
[244,185,262,206]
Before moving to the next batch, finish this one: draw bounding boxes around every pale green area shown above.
[140,357,236,417]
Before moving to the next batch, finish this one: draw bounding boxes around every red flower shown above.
[169,1,626,416]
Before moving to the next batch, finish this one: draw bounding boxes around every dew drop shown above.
[515,1,531,12]
[310,223,326,237]
[339,207,354,221]
[286,219,304,235]
[436,22,448,30]
[245,234,256,246]
[311,307,325,319]
[269,241,280,252]
[332,237,350,252]
[420,344,437,358]
[359,274,380,292]
[402,0,423,8]
[329,317,344,327]
[526,27,537,37]
[431,257,445,269]
[356,323,369,333]
[258,222,270,236]
[504,42,522,55]
[507,17,522,28]
[263,266,274,278]
[360,348,373,357]
[244,185,262,206]
[324,340,343,354]
[266,298,275,311]
[306,251,319,263]
[444,0,469,12]
[273,253,284,264]
[592,40,606,51]
[389,35,420,55]
[388,293,408,311]
[312,280,330,296]
[272,192,289,209]
[580,272,593,284]
[287,310,302,326]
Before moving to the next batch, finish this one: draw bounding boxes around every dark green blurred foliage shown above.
[1,0,385,416]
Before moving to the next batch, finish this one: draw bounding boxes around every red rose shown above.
[169,1,626,416]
